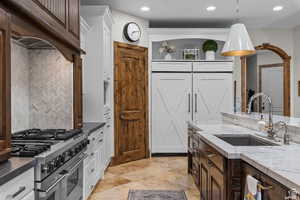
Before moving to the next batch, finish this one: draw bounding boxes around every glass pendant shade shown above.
[221,23,256,56]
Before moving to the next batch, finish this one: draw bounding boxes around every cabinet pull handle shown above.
[188,93,191,113]
[195,94,198,113]
[258,184,273,191]
[12,186,26,198]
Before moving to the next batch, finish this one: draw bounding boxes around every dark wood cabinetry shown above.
[0,7,11,163]
[188,127,227,200]
[242,162,289,200]
[3,0,80,49]
[0,0,83,162]
[73,55,83,128]
[188,126,294,200]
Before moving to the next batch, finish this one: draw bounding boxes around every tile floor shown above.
[88,157,200,200]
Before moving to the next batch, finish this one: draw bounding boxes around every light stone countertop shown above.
[188,121,300,191]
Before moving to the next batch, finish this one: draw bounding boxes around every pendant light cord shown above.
[236,0,240,23]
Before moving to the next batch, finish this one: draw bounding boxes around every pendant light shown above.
[221,0,255,56]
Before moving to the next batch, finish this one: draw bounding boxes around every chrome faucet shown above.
[247,93,275,139]
[277,121,291,145]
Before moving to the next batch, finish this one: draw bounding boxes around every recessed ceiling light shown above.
[273,5,283,11]
[141,6,150,12]
[206,6,216,11]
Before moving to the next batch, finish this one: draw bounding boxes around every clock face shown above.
[124,22,141,42]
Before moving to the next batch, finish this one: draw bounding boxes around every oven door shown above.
[37,174,63,200]
[61,155,84,200]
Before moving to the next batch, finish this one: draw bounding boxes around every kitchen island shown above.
[188,112,300,200]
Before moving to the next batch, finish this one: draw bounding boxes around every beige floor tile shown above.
[88,157,200,200]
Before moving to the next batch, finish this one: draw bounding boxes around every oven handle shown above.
[43,173,66,194]
[65,154,87,175]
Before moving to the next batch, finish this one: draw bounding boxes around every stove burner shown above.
[12,128,82,141]
[11,143,52,157]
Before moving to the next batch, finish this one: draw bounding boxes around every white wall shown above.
[111,9,149,47]
[293,26,300,117]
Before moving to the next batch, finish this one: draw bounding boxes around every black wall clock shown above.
[123,22,141,42]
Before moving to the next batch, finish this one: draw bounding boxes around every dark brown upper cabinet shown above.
[4,0,80,50]
[0,7,11,163]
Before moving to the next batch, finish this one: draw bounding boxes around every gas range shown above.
[12,128,83,141]
[11,128,89,200]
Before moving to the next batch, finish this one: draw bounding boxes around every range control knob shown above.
[54,159,61,168]
[48,162,54,173]
[41,164,49,173]
[68,150,74,156]
[59,154,65,163]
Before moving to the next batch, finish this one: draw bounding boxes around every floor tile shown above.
[88,157,200,200]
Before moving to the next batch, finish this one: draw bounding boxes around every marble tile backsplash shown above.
[11,41,73,132]
[11,41,30,132]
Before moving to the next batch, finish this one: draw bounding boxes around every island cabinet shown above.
[2,0,80,49]
[188,127,243,200]
[188,127,296,200]
[242,162,290,200]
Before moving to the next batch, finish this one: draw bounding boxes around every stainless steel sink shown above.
[215,134,279,146]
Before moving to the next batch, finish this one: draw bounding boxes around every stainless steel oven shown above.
[37,153,85,200]
[61,155,84,200]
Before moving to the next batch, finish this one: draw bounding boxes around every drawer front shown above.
[152,62,192,72]
[242,163,288,200]
[21,191,35,200]
[0,168,34,200]
[199,139,224,172]
[193,62,233,72]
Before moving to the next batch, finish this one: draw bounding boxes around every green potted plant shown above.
[202,40,218,60]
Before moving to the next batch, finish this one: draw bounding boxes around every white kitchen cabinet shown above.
[152,72,192,153]
[0,168,34,200]
[83,126,113,200]
[151,61,233,153]
[193,73,233,124]
[21,191,34,200]
[81,6,113,123]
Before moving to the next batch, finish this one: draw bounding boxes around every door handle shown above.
[188,93,191,113]
[195,94,198,113]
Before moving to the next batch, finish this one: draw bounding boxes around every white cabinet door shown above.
[193,73,233,124]
[152,73,192,153]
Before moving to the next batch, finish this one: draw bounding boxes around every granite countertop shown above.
[82,122,106,136]
[0,157,35,186]
[188,121,300,191]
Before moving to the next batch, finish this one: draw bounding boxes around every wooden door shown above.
[193,73,233,124]
[152,73,192,153]
[113,42,148,165]
[0,7,11,162]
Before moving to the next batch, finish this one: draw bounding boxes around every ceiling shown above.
[81,0,300,28]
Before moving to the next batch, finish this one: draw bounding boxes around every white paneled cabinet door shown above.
[193,73,233,124]
[152,73,192,153]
